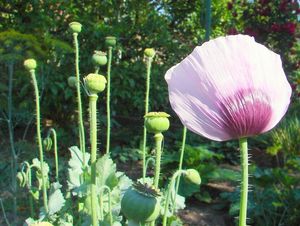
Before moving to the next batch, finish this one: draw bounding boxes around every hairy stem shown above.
[89,94,99,226]
[239,138,248,226]
[142,57,152,180]
[73,32,86,164]
[30,70,48,213]
[173,126,187,213]
[49,128,58,181]
[154,133,163,188]
[162,170,185,226]
[106,47,112,153]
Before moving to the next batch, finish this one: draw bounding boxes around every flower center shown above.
[219,89,272,139]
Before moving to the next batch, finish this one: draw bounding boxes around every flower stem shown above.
[142,57,152,180]
[29,70,48,213]
[73,32,86,164]
[162,170,185,226]
[154,133,163,188]
[99,186,113,226]
[173,126,187,213]
[89,94,99,226]
[239,137,248,226]
[106,47,112,154]
[49,128,58,181]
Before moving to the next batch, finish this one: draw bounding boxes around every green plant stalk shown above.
[106,46,112,154]
[205,0,212,41]
[29,70,48,213]
[142,57,152,180]
[73,32,86,164]
[239,138,248,226]
[7,62,17,219]
[89,94,99,226]
[49,128,59,181]
[0,198,10,226]
[154,133,163,189]
[99,185,113,225]
[145,157,155,176]
[173,126,187,213]
[162,170,185,226]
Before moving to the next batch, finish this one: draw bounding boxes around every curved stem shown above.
[162,170,185,226]
[89,94,99,226]
[30,70,48,213]
[99,185,113,226]
[145,157,155,176]
[22,161,34,217]
[106,47,112,154]
[239,138,248,226]
[142,57,152,180]
[173,126,187,213]
[49,128,58,181]
[153,133,163,188]
[73,32,86,164]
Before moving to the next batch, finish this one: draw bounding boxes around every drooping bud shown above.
[69,21,82,33]
[92,51,107,66]
[144,48,155,58]
[184,169,201,185]
[24,59,37,71]
[84,73,107,94]
[67,76,77,88]
[105,36,117,48]
[16,171,27,187]
[144,112,170,134]
[43,137,52,152]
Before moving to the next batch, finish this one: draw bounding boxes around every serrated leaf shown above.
[48,182,65,215]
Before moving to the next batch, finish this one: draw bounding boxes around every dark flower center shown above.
[219,89,272,139]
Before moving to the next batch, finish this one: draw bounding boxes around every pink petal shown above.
[165,35,291,141]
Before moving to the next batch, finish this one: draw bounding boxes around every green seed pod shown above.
[43,137,52,152]
[69,21,82,33]
[16,171,27,187]
[92,51,107,66]
[121,182,161,223]
[67,76,77,88]
[84,73,107,94]
[24,59,37,71]
[144,112,170,134]
[144,48,156,58]
[184,169,201,185]
[105,36,117,47]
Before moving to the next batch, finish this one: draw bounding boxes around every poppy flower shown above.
[165,35,291,141]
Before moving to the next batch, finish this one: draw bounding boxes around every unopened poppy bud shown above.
[69,22,82,33]
[68,76,77,88]
[16,171,26,187]
[84,73,107,94]
[144,48,155,58]
[144,112,170,134]
[92,51,107,66]
[184,169,201,185]
[24,59,37,71]
[43,137,52,151]
[105,36,117,47]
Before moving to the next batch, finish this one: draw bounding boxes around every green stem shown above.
[162,170,185,226]
[173,126,187,213]
[73,32,86,164]
[99,186,113,226]
[106,47,112,154]
[142,57,152,180]
[23,161,34,218]
[145,157,155,176]
[49,128,58,181]
[30,70,48,213]
[89,94,99,226]
[239,138,248,226]
[154,133,163,189]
